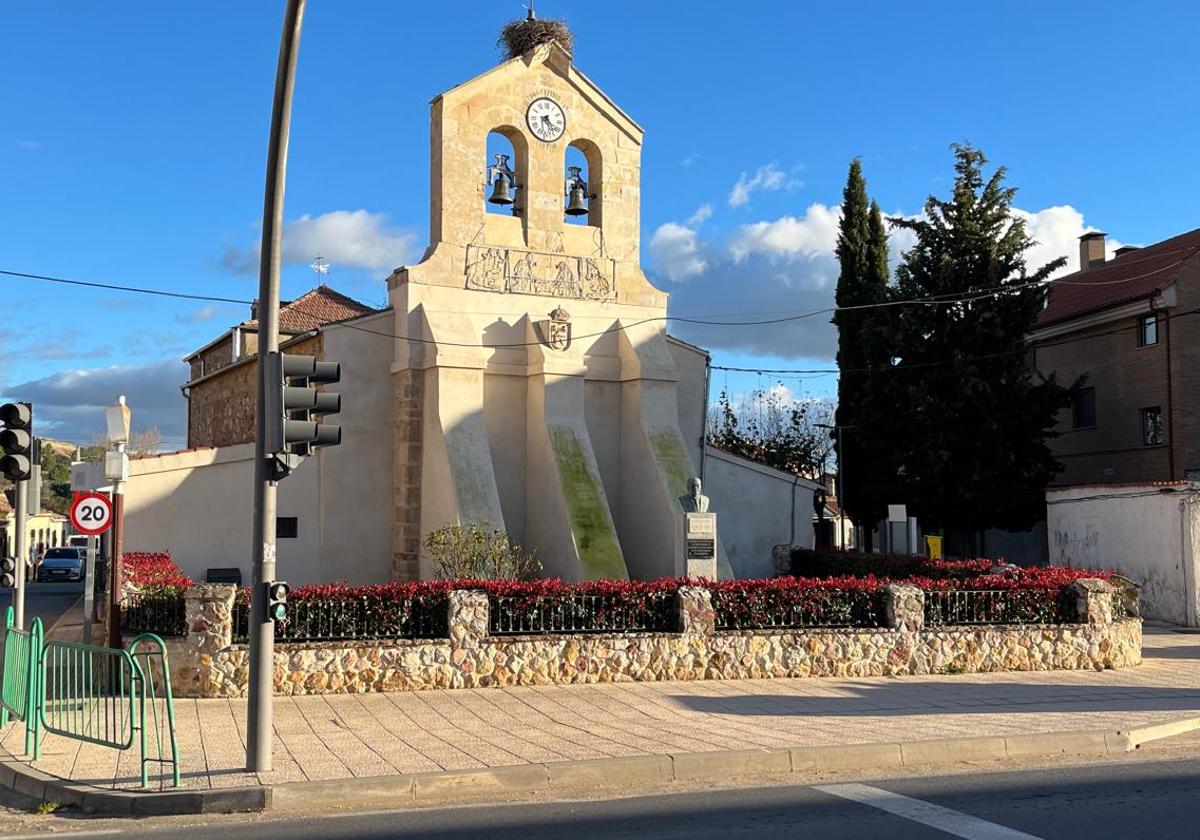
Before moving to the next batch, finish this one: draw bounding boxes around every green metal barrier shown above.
[0,607,43,757]
[129,634,180,788]
[38,635,180,787]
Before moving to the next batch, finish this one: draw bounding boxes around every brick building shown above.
[182,286,377,448]
[1032,227,1200,485]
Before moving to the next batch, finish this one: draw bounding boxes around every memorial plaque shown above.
[686,538,715,559]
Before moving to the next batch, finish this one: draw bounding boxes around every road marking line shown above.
[6,831,121,840]
[813,783,1045,840]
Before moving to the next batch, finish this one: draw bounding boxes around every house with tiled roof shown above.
[1031,227,1200,485]
[182,285,381,448]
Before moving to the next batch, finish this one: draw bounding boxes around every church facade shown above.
[125,38,818,585]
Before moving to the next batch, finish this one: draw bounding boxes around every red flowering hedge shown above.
[121,552,191,636]
[130,550,1116,639]
[122,552,192,592]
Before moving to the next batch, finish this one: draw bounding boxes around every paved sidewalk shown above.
[4,624,1199,792]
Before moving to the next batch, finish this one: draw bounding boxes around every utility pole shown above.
[247,0,306,774]
[817,423,855,550]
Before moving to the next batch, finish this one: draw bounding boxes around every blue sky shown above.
[2,1,1197,447]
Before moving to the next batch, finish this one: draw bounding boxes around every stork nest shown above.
[498,17,573,61]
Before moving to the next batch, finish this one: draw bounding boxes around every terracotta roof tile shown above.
[1037,228,1200,327]
[243,285,377,333]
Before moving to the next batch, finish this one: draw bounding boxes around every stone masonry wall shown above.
[167,580,1142,698]
[188,334,321,449]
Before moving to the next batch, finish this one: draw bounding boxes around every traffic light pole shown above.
[13,480,27,629]
[247,0,305,774]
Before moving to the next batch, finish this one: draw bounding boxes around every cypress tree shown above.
[833,161,890,541]
[883,144,1076,538]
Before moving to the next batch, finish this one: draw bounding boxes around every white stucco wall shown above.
[1046,483,1200,626]
[666,336,708,470]
[703,445,818,579]
[124,314,394,587]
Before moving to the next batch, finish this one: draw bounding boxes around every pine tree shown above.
[883,144,1076,537]
[833,161,890,536]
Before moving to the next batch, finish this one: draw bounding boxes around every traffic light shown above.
[0,402,33,482]
[263,352,340,478]
[265,580,290,625]
[0,556,16,589]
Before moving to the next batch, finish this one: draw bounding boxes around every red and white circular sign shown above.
[70,492,113,536]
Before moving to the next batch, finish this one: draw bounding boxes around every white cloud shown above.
[220,209,419,276]
[687,203,713,227]
[658,202,1111,361]
[0,361,187,448]
[649,222,707,282]
[729,203,842,261]
[680,153,700,168]
[728,162,801,208]
[174,305,224,325]
[15,139,40,151]
[1012,205,1124,277]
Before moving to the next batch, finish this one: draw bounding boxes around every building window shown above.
[1141,407,1164,446]
[1138,314,1158,347]
[1072,387,1096,429]
[276,517,298,539]
[1186,468,1200,482]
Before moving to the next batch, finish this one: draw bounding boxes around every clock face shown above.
[526,97,565,142]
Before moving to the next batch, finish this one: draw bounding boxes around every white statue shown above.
[680,476,710,513]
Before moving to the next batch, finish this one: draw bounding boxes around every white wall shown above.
[703,445,817,579]
[667,336,708,470]
[125,315,395,587]
[1046,483,1200,626]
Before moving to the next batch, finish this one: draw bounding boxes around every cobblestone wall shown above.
[167,580,1142,698]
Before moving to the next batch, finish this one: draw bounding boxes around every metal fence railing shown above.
[488,594,677,636]
[713,589,884,631]
[0,608,43,756]
[38,634,179,787]
[924,589,1075,626]
[230,595,449,644]
[122,591,187,637]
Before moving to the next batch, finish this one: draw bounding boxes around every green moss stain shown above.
[648,428,693,504]
[549,426,628,580]
[446,422,496,523]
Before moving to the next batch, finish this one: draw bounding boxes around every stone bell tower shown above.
[387,23,729,581]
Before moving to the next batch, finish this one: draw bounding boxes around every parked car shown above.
[37,547,85,582]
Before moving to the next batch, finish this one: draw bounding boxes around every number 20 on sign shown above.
[70,491,113,536]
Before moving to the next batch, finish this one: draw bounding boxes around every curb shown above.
[4,716,1199,816]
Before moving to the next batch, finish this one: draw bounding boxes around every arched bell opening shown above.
[564,139,602,227]
[485,128,527,217]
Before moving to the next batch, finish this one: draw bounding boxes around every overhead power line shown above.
[2,256,1188,352]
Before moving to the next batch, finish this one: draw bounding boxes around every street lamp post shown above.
[247,0,306,774]
[104,396,130,650]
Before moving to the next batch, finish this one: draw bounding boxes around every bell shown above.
[488,171,514,206]
[565,183,589,216]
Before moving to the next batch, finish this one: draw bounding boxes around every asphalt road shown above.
[4,580,84,631]
[11,756,1198,840]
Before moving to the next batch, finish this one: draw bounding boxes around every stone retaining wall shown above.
[166,580,1142,698]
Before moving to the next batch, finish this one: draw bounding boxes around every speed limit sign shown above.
[70,492,114,536]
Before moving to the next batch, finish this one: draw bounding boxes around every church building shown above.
[125,22,818,585]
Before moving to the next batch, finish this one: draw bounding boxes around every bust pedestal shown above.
[677,512,718,579]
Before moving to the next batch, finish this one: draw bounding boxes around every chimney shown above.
[1114,245,1141,258]
[1079,232,1106,271]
